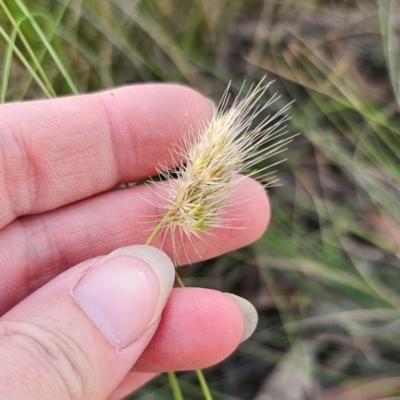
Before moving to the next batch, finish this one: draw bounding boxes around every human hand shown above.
[0,84,270,399]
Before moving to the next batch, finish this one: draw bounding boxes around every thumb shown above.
[0,245,174,400]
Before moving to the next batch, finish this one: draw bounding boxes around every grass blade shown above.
[1,23,18,103]
[0,0,56,97]
[12,0,79,94]
[0,25,52,98]
[19,1,72,99]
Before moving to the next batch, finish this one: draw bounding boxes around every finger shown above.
[0,246,175,400]
[107,373,157,400]
[0,84,212,228]
[108,288,257,399]
[0,177,269,315]
[134,288,257,372]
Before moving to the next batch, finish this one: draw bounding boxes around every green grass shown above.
[1,0,400,399]
[0,17,17,102]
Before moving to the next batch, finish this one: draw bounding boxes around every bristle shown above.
[157,78,296,236]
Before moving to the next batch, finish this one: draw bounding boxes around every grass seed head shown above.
[158,78,295,237]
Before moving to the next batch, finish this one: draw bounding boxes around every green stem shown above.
[168,371,184,400]
[146,211,213,400]
[196,369,213,400]
[145,216,167,246]
[174,270,185,287]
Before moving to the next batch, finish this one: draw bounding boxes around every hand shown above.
[0,84,270,399]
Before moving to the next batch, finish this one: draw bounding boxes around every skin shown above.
[0,84,270,399]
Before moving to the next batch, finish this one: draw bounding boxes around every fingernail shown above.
[206,97,216,114]
[224,293,258,342]
[72,245,174,349]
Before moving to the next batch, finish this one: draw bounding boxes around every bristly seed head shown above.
[157,77,296,238]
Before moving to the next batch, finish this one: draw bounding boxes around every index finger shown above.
[0,84,212,228]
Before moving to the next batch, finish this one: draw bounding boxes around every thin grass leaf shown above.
[19,2,72,99]
[12,0,79,94]
[81,0,163,80]
[0,0,56,97]
[379,0,400,108]
[1,22,18,103]
[0,25,52,98]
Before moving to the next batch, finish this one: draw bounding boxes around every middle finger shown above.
[0,177,269,315]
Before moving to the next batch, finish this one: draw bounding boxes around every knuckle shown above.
[0,320,96,399]
[0,119,38,220]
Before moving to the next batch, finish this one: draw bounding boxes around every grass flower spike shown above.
[144,78,295,400]
[147,78,295,245]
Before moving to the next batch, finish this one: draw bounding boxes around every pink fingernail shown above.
[224,293,258,342]
[72,247,174,349]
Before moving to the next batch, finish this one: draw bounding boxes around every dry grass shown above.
[1,0,400,399]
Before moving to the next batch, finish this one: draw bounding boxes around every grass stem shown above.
[168,371,184,400]
[146,214,213,400]
[195,369,213,400]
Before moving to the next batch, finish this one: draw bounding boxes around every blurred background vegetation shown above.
[1,0,400,399]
